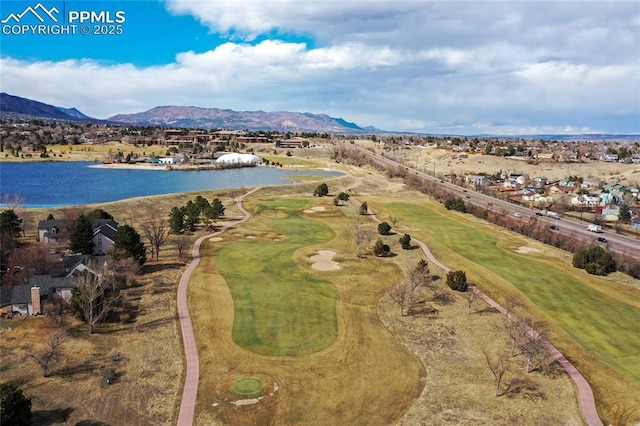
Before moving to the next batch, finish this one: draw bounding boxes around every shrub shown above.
[359,201,369,215]
[446,270,468,292]
[572,245,616,275]
[373,239,390,256]
[377,222,392,235]
[399,234,412,249]
[444,196,466,212]
[313,183,329,197]
[337,192,350,201]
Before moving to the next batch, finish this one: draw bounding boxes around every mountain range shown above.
[0,92,369,133]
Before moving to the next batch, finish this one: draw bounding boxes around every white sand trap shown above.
[311,250,340,271]
[209,237,224,242]
[516,246,542,254]
[311,206,326,211]
[303,209,316,213]
[245,235,257,239]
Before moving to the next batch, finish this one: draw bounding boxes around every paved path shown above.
[365,205,603,426]
[176,188,260,426]
[416,239,602,425]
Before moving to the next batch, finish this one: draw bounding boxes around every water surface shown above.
[0,161,342,207]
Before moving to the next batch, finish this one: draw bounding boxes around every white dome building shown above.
[215,153,261,165]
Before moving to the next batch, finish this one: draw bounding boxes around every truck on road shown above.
[587,224,603,233]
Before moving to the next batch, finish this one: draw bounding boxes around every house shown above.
[38,219,66,245]
[92,219,118,256]
[602,206,620,222]
[468,175,489,186]
[632,217,640,230]
[0,275,75,315]
[600,154,619,162]
[158,156,183,165]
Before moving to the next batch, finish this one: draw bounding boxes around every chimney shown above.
[31,286,41,315]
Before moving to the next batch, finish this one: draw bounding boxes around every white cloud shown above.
[1,1,638,134]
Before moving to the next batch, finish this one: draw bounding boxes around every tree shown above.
[210,198,225,218]
[0,209,22,236]
[482,347,510,397]
[572,245,616,275]
[168,206,185,234]
[619,204,631,222]
[446,270,468,292]
[5,243,58,285]
[377,221,392,235]
[372,238,390,256]
[352,224,374,258]
[110,224,147,265]
[409,259,431,292]
[1,382,32,426]
[466,288,477,314]
[173,234,192,258]
[71,261,117,334]
[399,233,412,249]
[313,183,329,197]
[337,192,350,202]
[69,214,94,254]
[359,201,369,215]
[183,201,200,232]
[141,218,170,261]
[516,318,549,373]
[388,281,416,316]
[26,330,65,377]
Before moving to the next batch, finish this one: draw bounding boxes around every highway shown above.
[347,142,640,257]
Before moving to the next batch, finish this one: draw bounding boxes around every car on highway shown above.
[550,225,559,231]
[597,237,608,243]
[513,212,521,218]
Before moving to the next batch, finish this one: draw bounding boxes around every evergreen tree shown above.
[169,206,185,233]
[69,214,94,254]
[1,382,32,426]
[111,224,147,265]
[0,209,22,236]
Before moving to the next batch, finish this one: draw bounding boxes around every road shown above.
[347,142,640,256]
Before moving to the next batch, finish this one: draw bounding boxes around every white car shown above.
[513,212,521,218]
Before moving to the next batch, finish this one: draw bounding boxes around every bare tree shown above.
[73,261,118,334]
[388,215,400,228]
[466,287,477,314]
[516,318,549,373]
[504,294,525,319]
[141,218,171,261]
[409,259,432,292]
[352,224,374,258]
[481,347,511,397]
[173,234,192,259]
[388,281,417,316]
[27,330,65,377]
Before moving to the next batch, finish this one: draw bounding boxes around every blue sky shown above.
[1,0,639,134]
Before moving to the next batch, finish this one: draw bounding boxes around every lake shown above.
[0,161,343,208]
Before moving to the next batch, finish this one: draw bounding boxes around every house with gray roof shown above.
[0,275,75,315]
[92,219,118,255]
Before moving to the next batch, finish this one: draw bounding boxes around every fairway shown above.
[214,198,338,356]
[382,201,640,381]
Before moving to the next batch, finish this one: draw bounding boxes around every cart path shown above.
[176,187,260,426]
[363,205,603,426]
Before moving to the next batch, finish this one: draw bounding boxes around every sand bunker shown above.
[310,250,340,271]
[515,246,542,254]
[245,235,257,239]
[209,237,224,242]
[303,206,326,214]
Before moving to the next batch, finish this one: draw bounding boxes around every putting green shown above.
[215,198,338,356]
[383,201,640,382]
[232,377,264,398]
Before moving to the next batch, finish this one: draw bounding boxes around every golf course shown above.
[182,164,640,424]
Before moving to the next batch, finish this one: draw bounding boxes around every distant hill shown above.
[0,92,91,121]
[56,106,91,120]
[108,106,365,132]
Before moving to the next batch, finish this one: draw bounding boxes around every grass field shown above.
[214,198,339,355]
[380,201,640,381]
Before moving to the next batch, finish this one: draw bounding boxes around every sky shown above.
[0,0,639,135]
